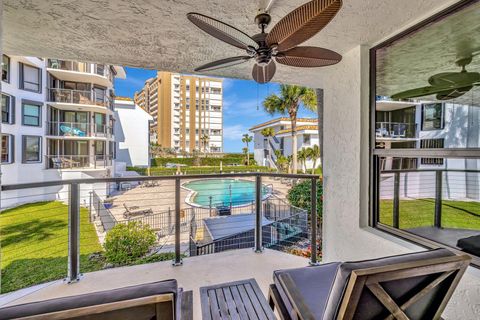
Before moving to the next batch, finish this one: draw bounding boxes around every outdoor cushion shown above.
[0,279,180,320]
[323,248,455,319]
[457,234,480,256]
[274,248,455,320]
[273,262,341,319]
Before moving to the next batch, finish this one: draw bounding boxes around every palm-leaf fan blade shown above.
[266,0,342,52]
[194,56,252,72]
[276,46,341,67]
[187,13,258,50]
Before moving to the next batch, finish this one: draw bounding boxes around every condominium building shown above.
[134,71,223,153]
[250,117,320,170]
[1,55,125,206]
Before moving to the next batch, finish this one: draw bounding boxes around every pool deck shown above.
[107,176,291,222]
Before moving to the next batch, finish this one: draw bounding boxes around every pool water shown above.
[184,179,268,207]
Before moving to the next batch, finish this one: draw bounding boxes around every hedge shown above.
[128,165,274,176]
[151,156,254,167]
[287,180,323,217]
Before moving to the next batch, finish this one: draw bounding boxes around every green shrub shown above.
[150,156,255,167]
[104,222,156,265]
[127,165,274,176]
[287,180,323,217]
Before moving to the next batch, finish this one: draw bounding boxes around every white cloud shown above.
[223,124,248,141]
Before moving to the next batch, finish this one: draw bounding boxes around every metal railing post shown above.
[393,172,400,228]
[254,174,263,253]
[435,171,443,228]
[173,177,183,265]
[67,183,80,283]
[309,177,319,265]
[89,191,93,222]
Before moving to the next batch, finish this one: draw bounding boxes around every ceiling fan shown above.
[391,55,480,101]
[187,0,343,84]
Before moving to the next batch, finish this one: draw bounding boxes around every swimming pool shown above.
[183,179,269,207]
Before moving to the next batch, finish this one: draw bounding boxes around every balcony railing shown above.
[47,88,113,110]
[0,173,319,294]
[47,59,114,83]
[376,122,416,139]
[45,154,112,169]
[46,121,111,137]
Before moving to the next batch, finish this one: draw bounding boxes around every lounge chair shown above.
[269,249,470,320]
[123,203,153,219]
[0,279,192,320]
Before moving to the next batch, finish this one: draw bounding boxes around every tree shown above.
[263,85,317,173]
[200,134,210,155]
[242,134,253,166]
[297,148,309,173]
[308,144,321,174]
[260,127,275,167]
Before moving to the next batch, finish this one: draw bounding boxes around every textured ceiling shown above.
[3,0,458,86]
[376,1,480,104]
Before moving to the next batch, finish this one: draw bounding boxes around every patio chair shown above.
[268,248,470,320]
[123,203,153,219]
[0,279,193,320]
[51,157,64,169]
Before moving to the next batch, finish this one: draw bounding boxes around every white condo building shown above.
[1,55,125,207]
[250,117,320,170]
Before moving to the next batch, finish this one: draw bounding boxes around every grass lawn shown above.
[0,201,103,293]
[380,198,480,230]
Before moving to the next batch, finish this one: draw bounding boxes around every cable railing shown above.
[378,166,480,250]
[45,155,112,169]
[0,172,320,293]
[47,88,113,110]
[375,122,416,139]
[46,121,111,137]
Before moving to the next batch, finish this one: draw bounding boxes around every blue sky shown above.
[115,67,317,152]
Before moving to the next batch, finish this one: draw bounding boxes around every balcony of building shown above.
[46,121,113,139]
[46,87,114,112]
[46,59,117,87]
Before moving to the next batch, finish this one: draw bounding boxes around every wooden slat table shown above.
[200,278,276,320]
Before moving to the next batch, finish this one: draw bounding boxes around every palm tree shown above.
[260,127,275,167]
[242,134,253,166]
[263,85,317,173]
[308,144,321,174]
[297,148,309,173]
[200,134,210,155]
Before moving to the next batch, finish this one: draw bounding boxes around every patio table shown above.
[200,278,275,320]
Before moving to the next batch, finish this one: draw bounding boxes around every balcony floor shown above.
[1,249,308,319]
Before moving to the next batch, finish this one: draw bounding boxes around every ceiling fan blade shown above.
[187,13,258,50]
[195,56,252,72]
[252,61,276,84]
[276,46,341,67]
[266,0,342,52]
[391,83,475,100]
[428,72,480,86]
[436,86,472,100]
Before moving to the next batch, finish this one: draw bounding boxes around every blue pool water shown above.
[184,179,267,207]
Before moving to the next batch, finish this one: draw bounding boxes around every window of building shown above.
[22,100,42,126]
[1,134,14,163]
[95,140,105,157]
[2,94,15,124]
[420,139,445,165]
[422,103,444,130]
[303,134,311,145]
[22,135,41,163]
[2,55,10,82]
[370,1,480,264]
[19,63,41,92]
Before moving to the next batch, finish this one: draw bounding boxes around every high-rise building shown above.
[134,71,223,153]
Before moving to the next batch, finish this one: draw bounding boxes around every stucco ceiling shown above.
[376,1,480,104]
[3,0,459,86]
